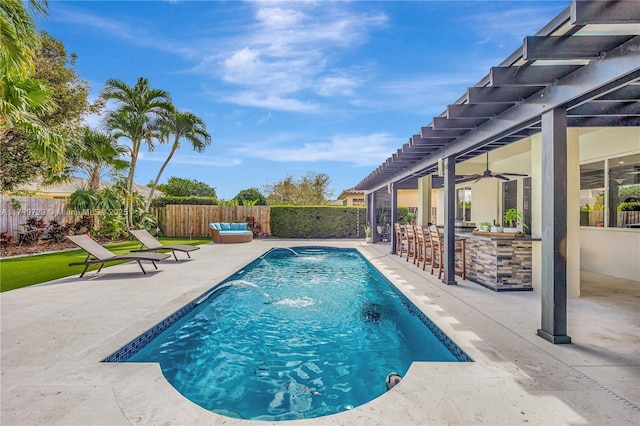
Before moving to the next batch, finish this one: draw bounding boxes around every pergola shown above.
[354,1,640,344]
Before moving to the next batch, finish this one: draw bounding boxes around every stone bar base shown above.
[461,234,533,291]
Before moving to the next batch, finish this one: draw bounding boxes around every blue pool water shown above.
[119,247,469,421]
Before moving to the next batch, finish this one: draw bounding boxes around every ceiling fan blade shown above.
[501,172,528,177]
[456,175,481,184]
[494,174,511,181]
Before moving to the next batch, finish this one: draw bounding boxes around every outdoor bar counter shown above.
[455,231,535,291]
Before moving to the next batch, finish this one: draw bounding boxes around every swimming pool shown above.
[106,247,470,421]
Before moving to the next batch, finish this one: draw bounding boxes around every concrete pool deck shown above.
[1,239,638,425]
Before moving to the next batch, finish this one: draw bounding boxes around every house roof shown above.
[337,188,365,200]
[356,0,640,191]
[18,178,164,199]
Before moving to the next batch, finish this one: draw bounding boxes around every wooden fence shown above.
[151,205,271,238]
[580,210,640,227]
[0,195,80,238]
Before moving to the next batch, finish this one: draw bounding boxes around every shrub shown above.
[1,232,13,245]
[46,220,69,243]
[96,213,128,240]
[396,206,410,223]
[618,201,640,211]
[151,196,218,207]
[70,215,94,235]
[270,206,366,238]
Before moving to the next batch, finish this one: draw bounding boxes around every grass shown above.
[0,237,210,293]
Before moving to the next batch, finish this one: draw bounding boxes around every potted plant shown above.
[503,208,527,233]
[478,221,491,232]
[491,221,503,233]
[364,225,372,243]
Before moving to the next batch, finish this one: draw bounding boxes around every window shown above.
[502,180,517,222]
[608,153,640,228]
[523,177,532,235]
[579,160,605,226]
[580,154,640,228]
[456,187,471,221]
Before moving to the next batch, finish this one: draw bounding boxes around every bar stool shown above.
[414,225,432,270]
[394,223,407,257]
[429,226,465,280]
[405,224,417,263]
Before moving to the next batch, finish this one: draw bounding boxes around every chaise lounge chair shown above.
[129,229,200,261]
[67,235,171,278]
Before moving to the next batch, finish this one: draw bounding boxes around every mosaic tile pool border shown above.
[103,246,471,363]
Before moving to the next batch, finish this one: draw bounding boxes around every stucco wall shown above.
[397,189,418,208]
[578,127,640,282]
[580,228,640,281]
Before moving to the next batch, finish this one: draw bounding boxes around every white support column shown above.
[567,128,581,298]
[443,156,457,285]
[390,183,398,254]
[418,176,432,226]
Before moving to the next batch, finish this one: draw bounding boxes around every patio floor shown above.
[1,239,638,425]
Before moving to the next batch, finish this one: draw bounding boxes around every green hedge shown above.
[618,201,640,211]
[270,206,366,238]
[151,196,218,207]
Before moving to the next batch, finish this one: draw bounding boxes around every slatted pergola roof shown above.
[355,0,640,191]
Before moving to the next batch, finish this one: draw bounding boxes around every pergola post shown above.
[443,155,457,285]
[418,175,432,226]
[390,183,398,254]
[368,192,377,242]
[537,107,572,344]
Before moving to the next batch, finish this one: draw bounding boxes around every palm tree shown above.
[0,0,64,171]
[145,110,212,212]
[100,77,173,227]
[68,127,129,192]
[0,0,47,78]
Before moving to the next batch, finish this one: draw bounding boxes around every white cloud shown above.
[222,91,319,112]
[205,2,388,110]
[139,152,241,168]
[465,6,564,43]
[54,5,201,59]
[54,2,388,113]
[256,6,306,28]
[223,48,263,83]
[317,76,359,97]
[232,132,399,166]
[364,73,478,116]
[56,8,132,38]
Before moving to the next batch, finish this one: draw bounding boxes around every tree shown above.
[234,187,267,206]
[1,31,92,190]
[67,127,129,192]
[100,77,173,227]
[154,176,217,198]
[144,110,212,212]
[0,1,66,182]
[0,131,41,191]
[32,31,92,142]
[264,172,333,205]
[0,0,46,78]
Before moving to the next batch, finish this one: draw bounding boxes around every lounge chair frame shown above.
[67,235,170,278]
[129,229,200,261]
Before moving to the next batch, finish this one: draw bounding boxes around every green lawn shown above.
[0,237,210,292]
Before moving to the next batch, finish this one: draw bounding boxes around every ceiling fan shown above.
[456,152,528,184]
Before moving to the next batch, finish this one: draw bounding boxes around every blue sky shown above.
[37,1,567,200]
